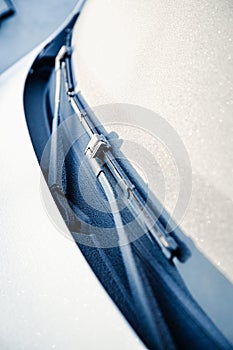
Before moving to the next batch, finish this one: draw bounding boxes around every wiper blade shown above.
[53,40,179,260]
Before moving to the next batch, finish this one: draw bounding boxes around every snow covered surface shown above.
[72,0,233,342]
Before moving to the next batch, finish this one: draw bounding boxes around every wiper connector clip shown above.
[85,133,111,159]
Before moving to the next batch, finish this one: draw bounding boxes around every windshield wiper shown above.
[50,32,179,260]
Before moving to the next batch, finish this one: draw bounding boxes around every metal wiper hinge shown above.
[85,133,111,159]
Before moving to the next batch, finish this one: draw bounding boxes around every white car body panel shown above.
[0,13,144,350]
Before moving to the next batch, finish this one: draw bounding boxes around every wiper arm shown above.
[53,39,179,260]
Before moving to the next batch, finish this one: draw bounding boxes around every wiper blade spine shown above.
[55,42,179,260]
